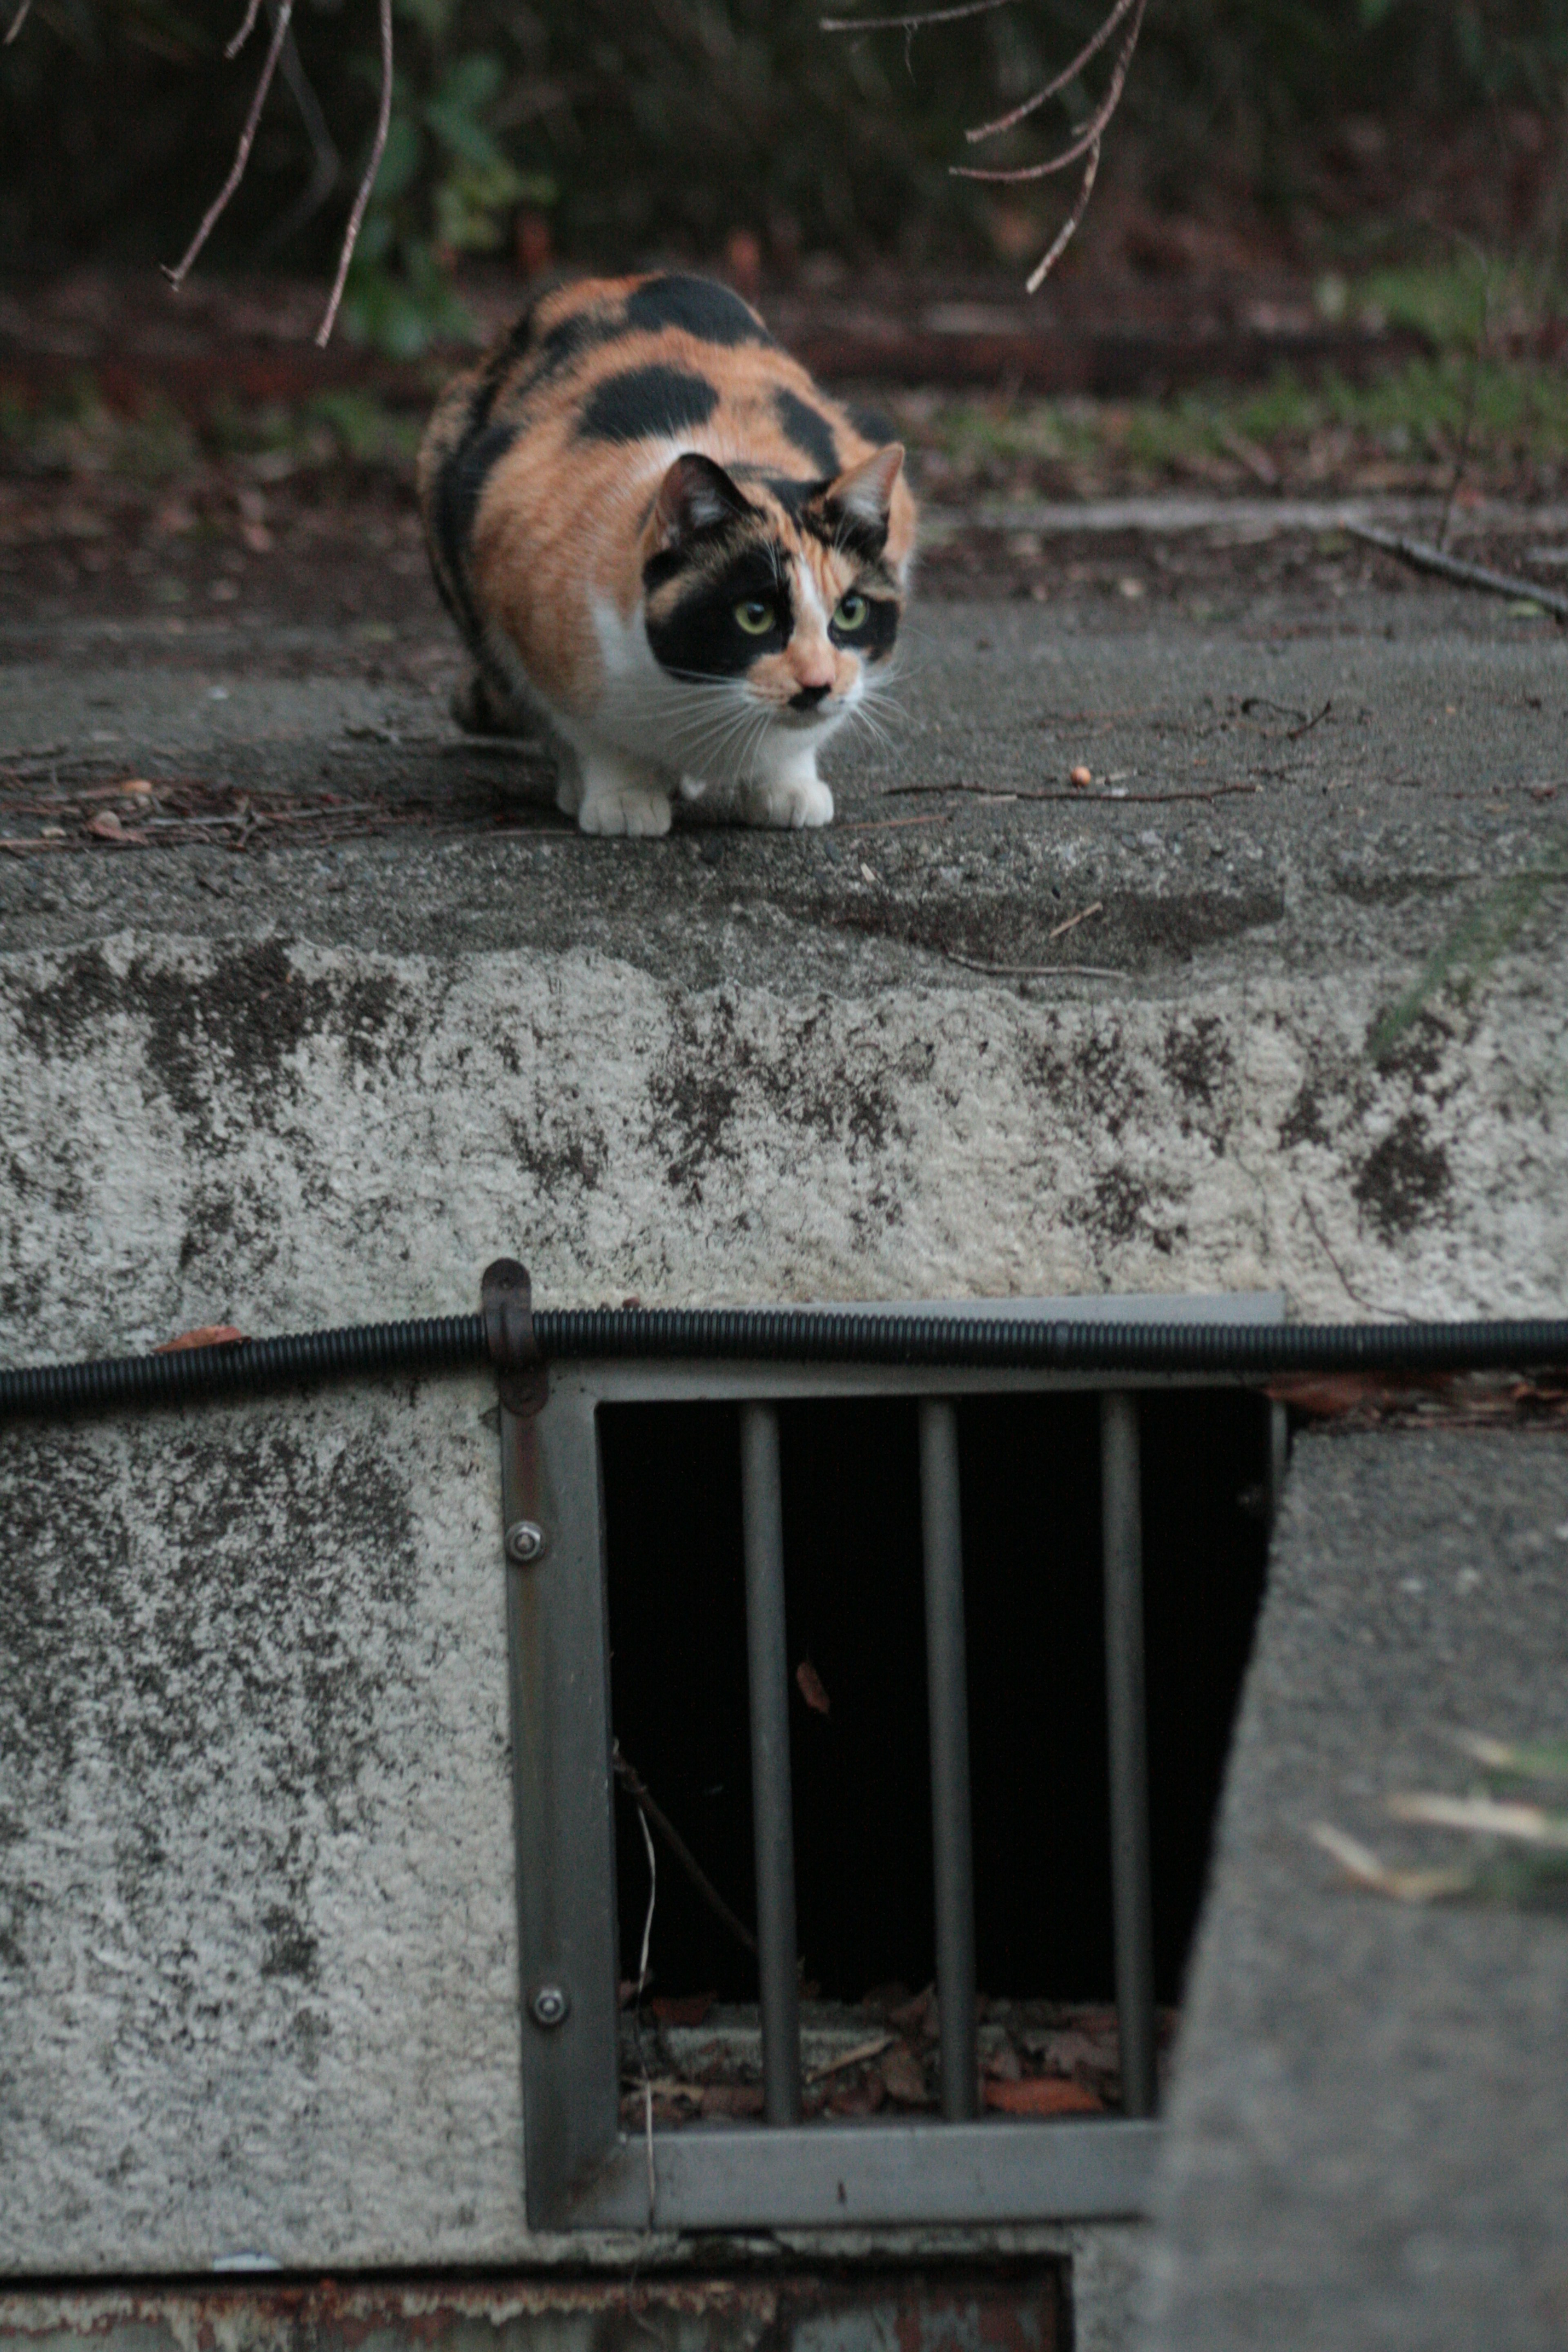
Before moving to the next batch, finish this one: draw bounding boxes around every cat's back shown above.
[419,273,903,697]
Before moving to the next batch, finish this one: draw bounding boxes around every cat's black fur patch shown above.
[728,466,824,517]
[773,388,840,476]
[646,545,793,679]
[432,418,518,643]
[624,274,771,345]
[579,365,722,443]
[833,594,899,662]
[803,499,889,564]
[847,399,895,444]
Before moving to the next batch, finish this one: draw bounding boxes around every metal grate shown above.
[497,1297,1285,2232]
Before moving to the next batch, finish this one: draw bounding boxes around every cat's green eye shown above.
[734,599,775,635]
[833,592,870,631]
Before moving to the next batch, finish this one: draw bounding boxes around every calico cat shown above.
[418,272,916,836]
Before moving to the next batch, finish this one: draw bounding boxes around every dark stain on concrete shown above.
[0,1404,420,1994]
[1278,1082,1330,1149]
[1070,1027,1145,1142]
[261,1905,320,1984]
[10,942,418,1144]
[1163,1015,1231,1109]
[1353,1112,1452,1239]
[645,997,898,1202]
[506,1113,607,1195]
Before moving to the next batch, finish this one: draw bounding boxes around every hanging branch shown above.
[962,0,1141,141]
[822,0,1147,290]
[161,0,296,292]
[225,0,265,60]
[314,0,392,345]
[150,0,389,342]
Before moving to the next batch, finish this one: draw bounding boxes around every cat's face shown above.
[638,448,910,759]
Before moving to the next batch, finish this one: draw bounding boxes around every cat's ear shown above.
[823,443,905,531]
[650,453,752,550]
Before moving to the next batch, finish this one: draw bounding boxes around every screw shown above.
[506,1519,546,1565]
[530,1983,570,2029]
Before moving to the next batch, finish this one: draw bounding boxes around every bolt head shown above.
[505,1519,546,1565]
[530,1983,570,2029]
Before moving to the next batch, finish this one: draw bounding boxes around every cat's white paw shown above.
[555,771,582,817]
[745,774,835,829]
[578,782,672,836]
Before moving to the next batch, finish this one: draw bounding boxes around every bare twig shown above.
[1025,140,1100,294]
[1047,897,1102,940]
[820,0,1011,31]
[822,0,1143,289]
[963,0,1142,142]
[163,0,295,292]
[315,0,393,346]
[254,3,343,257]
[944,953,1120,978]
[837,811,950,831]
[953,0,1145,187]
[806,2033,895,2082]
[883,780,1261,805]
[3,0,33,46]
[1348,524,1568,621]
[1297,1194,1419,1323]
[225,0,264,60]
[614,1747,760,1960]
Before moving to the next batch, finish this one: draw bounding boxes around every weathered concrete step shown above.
[1138,1430,1568,2352]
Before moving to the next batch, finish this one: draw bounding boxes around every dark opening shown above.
[602,1390,1268,2010]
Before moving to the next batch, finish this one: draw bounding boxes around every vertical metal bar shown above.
[506,1385,624,2226]
[919,1399,979,2122]
[1100,1390,1157,2120]
[739,1401,802,2125]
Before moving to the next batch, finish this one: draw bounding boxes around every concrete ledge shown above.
[1138,1430,1568,2352]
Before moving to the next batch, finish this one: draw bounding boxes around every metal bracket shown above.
[482,1256,548,1418]
[484,1257,549,1576]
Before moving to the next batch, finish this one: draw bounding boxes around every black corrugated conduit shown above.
[2,1302,1566,1421]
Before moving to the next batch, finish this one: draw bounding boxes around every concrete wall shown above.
[2,933,1563,1347]
[0,922,1561,2292]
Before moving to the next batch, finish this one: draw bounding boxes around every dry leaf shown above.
[651,1992,714,2026]
[829,2076,886,2117]
[889,1984,935,2038]
[796,1658,831,1715]
[880,2041,933,2106]
[981,2036,1022,2082]
[1309,1820,1471,1902]
[88,808,146,843]
[1265,1372,1450,1417]
[700,2082,765,2119]
[985,2076,1102,2116]
[155,1324,245,1353]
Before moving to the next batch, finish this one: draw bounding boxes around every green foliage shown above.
[337,14,555,352]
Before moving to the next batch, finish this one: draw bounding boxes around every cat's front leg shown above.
[743,751,834,830]
[574,747,672,837]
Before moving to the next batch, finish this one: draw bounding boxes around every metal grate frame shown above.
[499,1327,1284,2233]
